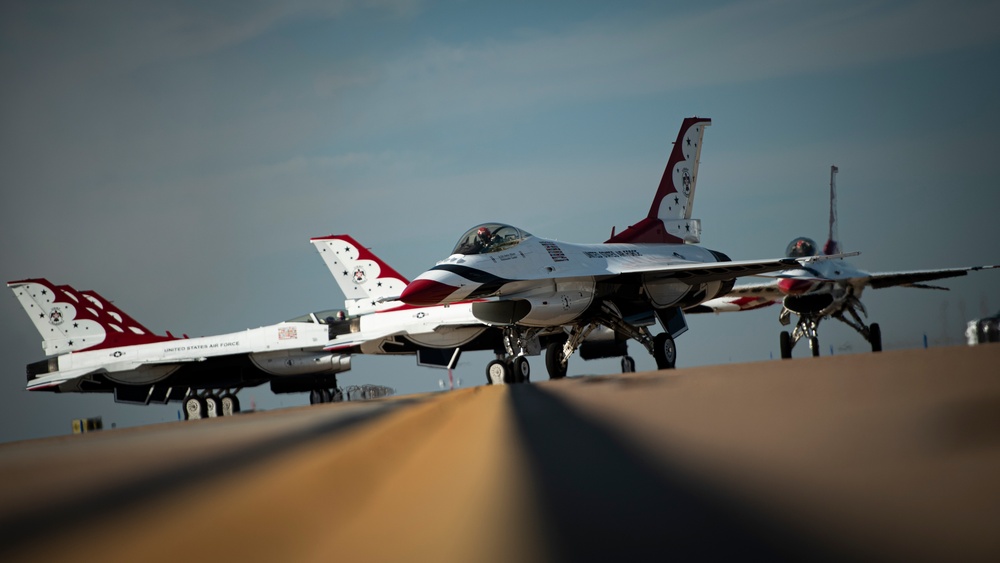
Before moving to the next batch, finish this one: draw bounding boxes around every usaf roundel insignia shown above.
[353,266,367,284]
[49,307,64,325]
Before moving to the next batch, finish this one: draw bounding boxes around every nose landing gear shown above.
[778,298,883,359]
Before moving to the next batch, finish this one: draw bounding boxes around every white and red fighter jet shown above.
[694,165,1000,358]
[9,278,352,418]
[398,117,839,381]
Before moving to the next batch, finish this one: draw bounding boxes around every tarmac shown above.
[1,344,998,562]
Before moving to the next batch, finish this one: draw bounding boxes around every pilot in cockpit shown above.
[475,226,496,252]
[786,237,818,258]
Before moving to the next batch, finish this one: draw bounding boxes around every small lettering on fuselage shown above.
[497,252,518,261]
[584,249,642,259]
[163,341,240,353]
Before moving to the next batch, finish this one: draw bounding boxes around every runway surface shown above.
[1,344,998,562]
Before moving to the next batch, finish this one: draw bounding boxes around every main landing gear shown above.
[183,390,242,420]
[486,356,531,385]
[536,324,672,383]
[309,387,345,405]
[485,326,537,385]
[484,304,677,385]
[652,332,677,370]
[778,296,882,359]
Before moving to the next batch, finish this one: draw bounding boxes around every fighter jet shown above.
[694,165,1000,358]
[311,234,587,383]
[398,117,839,382]
[8,278,352,418]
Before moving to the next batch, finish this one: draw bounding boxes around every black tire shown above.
[779,331,792,359]
[486,360,507,385]
[810,337,820,357]
[653,333,676,369]
[545,343,568,380]
[502,359,517,384]
[511,356,530,384]
[870,323,882,352]
[621,356,636,373]
[309,389,322,405]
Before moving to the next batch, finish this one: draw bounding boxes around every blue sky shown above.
[2,0,999,442]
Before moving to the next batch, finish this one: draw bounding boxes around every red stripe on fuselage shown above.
[777,278,820,295]
[398,279,460,306]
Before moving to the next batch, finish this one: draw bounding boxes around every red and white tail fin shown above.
[310,235,410,316]
[823,165,842,255]
[75,288,180,347]
[7,278,176,355]
[606,116,711,244]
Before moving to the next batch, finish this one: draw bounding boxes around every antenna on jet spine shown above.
[825,165,841,255]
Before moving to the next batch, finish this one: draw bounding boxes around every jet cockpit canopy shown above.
[785,237,819,258]
[452,223,532,255]
[285,309,348,324]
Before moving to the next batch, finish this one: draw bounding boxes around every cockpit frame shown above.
[785,236,819,258]
[452,223,532,255]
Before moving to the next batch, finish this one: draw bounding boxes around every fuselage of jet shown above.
[27,320,350,392]
[10,275,352,399]
[400,223,796,327]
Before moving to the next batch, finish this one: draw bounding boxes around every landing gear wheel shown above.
[311,389,335,404]
[204,394,221,418]
[511,356,530,384]
[869,323,882,352]
[486,360,508,385]
[779,331,792,359]
[653,333,677,370]
[621,356,636,373]
[184,396,206,420]
[810,337,820,357]
[545,343,568,380]
[220,394,240,416]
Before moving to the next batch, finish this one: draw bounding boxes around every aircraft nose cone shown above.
[777,277,817,295]
[400,279,459,306]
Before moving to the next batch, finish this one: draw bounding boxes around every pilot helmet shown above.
[785,237,817,258]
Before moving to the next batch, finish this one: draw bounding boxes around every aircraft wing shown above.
[324,329,407,352]
[614,253,860,283]
[616,257,800,284]
[866,265,1000,290]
